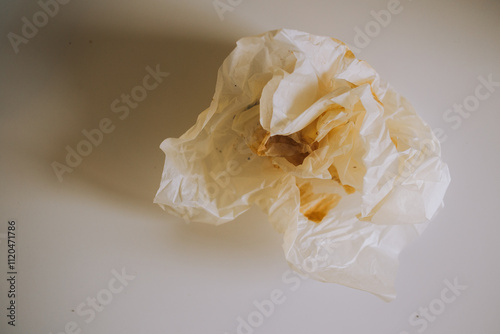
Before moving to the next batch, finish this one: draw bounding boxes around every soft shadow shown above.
[39,23,287,258]
[47,26,236,210]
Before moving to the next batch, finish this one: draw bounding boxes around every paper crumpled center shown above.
[154,29,450,301]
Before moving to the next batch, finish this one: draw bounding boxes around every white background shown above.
[1,0,499,333]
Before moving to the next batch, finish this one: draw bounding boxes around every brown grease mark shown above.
[328,164,341,183]
[345,50,355,59]
[343,185,356,194]
[331,37,348,48]
[299,182,341,223]
[256,131,271,155]
[284,152,309,166]
[329,37,355,59]
[247,124,269,155]
[329,164,356,194]
[356,213,373,222]
[265,135,307,154]
[263,134,310,165]
[245,101,354,168]
[249,124,313,166]
[371,88,383,106]
[299,117,319,146]
[390,136,398,149]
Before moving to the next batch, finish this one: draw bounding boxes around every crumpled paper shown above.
[154,29,450,301]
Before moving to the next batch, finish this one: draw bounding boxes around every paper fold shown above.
[154,29,451,301]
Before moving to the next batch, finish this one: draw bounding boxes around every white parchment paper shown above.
[154,29,450,301]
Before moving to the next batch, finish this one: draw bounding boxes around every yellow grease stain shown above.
[298,182,342,223]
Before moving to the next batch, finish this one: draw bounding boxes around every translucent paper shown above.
[154,29,450,301]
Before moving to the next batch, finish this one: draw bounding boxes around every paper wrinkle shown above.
[154,29,451,301]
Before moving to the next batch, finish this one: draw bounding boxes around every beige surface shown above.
[1,0,499,333]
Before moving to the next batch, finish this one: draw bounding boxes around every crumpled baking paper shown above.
[154,29,451,301]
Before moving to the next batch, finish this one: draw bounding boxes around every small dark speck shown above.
[89,40,93,44]
[71,309,75,312]
[353,166,357,169]
[68,42,72,45]
[234,84,237,87]
[247,157,250,160]
[232,115,235,119]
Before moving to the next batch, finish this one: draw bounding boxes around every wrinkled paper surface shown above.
[154,29,451,301]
